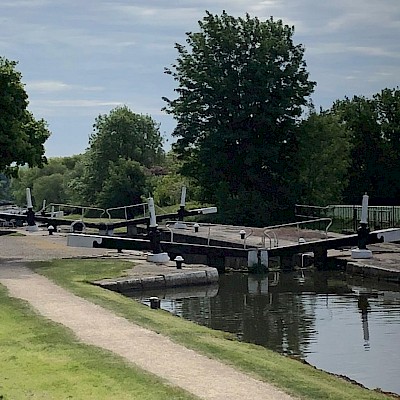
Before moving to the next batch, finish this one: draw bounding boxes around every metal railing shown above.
[45,203,106,219]
[262,218,333,248]
[106,203,147,221]
[164,221,253,248]
[296,204,400,232]
[262,230,279,248]
[45,201,151,222]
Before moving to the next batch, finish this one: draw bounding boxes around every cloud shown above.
[26,80,104,93]
[1,0,51,7]
[349,46,400,59]
[323,0,400,33]
[26,81,72,92]
[28,98,125,118]
[38,99,123,108]
[307,43,400,59]
[2,0,399,158]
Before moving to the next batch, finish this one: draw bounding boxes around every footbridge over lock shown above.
[0,204,217,234]
[67,227,400,272]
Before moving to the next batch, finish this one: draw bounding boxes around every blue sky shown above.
[1,0,399,157]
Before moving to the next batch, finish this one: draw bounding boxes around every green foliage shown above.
[10,156,84,207]
[163,11,315,224]
[298,110,351,205]
[0,173,12,201]
[96,158,147,210]
[332,88,400,205]
[152,174,187,206]
[80,106,165,207]
[150,151,201,207]
[0,57,50,176]
[32,173,66,206]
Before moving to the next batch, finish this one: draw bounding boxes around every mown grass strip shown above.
[0,284,197,400]
[32,259,395,400]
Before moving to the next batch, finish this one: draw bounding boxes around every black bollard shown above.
[174,255,184,269]
[177,205,185,221]
[149,297,160,309]
[26,209,35,227]
[148,226,163,254]
[357,223,370,250]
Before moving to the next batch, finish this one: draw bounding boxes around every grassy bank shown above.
[30,259,396,400]
[0,284,197,400]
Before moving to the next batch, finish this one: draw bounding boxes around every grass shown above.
[29,259,396,400]
[8,231,26,237]
[0,283,198,399]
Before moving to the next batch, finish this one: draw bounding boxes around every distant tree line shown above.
[1,11,400,227]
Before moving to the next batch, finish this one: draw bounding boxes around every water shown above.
[128,271,400,395]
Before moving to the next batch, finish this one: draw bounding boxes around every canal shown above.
[127,270,400,395]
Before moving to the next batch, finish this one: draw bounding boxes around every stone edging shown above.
[346,262,400,283]
[93,269,219,292]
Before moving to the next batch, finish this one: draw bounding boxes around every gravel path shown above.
[0,231,297,400]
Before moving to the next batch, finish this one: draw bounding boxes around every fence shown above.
[295,204,400,232]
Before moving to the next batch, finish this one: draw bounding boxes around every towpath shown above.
[0,231,296,400]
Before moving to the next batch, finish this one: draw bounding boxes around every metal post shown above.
[25,188,38,231]
[175,186,187,229]
[352,193,372,259]
[146,197,170,263]
[358,193,370,250]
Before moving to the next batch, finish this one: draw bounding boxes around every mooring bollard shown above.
[48,225,55,235]
[194,223,200,233]
[174,255,184,269]
[149,296,160,309]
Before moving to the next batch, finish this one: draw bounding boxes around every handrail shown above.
[45,203,106,219]
[164,221,253,248]
[263,233,272,249]
[106,203,147,221]
[262,230,279,248]
[165,221,212,246]
[264,218,333,241]
[165,223,174,243]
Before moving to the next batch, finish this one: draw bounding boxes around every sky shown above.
[1,0,399,158]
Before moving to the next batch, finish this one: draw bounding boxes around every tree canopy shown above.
[10,156,83,207]
[0,57,50,176]
[332,88,400,205]
[80,106,165,206]
[163,11,315,224]
[95,158,147,210]
[297,110,351,205]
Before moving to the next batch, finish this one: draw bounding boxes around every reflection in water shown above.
[127,270,400,395]
[358,295,370,349]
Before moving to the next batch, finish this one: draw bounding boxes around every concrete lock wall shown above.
[248,250,268,269]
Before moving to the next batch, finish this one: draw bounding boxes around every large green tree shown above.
[297,110,351,205]
[80,106,164,206]
[332,88,400,205]
[163,11,315,224]
[0,57,50,176]
[95,158,147,210]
